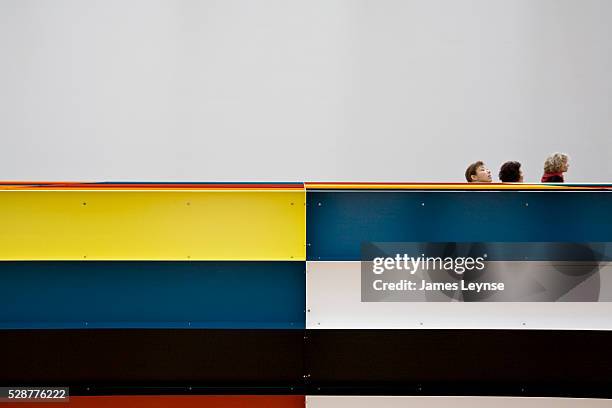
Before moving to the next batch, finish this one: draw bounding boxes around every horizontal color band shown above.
[3,182,612,191]
[306,191,612,260]
[0,190,306,260]
[0,261,305,329]
[306,261,612,329]
[0,330,304,388]
[305,182,612,191]
[305,329,612,397]
[3,329,611,398]
[0,182,304,190]
[305,396,612,408]
[1,396,304,408]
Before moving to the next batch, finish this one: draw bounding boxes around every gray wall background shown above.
[1,0,611,182]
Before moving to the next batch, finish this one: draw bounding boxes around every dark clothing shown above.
[541,172,564,183]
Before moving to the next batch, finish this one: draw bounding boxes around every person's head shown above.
[465,161,492,183]
[544,153,569,174]
[499,161,523,182]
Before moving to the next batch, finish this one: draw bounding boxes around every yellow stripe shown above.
[0,190,306,261]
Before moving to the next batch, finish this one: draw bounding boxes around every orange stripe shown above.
[2,182,611,191]
[305,182,611,190]
[0,182,305,191]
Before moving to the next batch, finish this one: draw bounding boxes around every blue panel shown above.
[307,191,612,260]
[0,261,305,329]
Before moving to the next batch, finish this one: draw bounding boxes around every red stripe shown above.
[1,395,304,408]
[0,183,304,190]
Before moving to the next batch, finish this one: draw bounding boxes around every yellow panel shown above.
[0,190,306,260]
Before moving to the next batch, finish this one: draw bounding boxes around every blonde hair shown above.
[544,152,568,173]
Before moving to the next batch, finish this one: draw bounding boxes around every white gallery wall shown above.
[1,0,611,182]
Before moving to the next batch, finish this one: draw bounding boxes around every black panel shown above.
[306,330,612,398]
[4,329,612,397]
[0,329,304,393]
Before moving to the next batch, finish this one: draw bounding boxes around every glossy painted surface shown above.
[305,329,612,396]
[307,191,612,260]
[1,329,305,386]
[306,261,612,329]
[0,189,305,260]
[0,261,305,329]
[1,395,305,408]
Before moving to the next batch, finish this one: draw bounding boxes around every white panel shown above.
[306,261,612,329]
[306,396,612,408]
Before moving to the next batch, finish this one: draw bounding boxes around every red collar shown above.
[541,172,564,182]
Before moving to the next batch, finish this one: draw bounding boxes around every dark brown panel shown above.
[306,330,612,397]
[0,329,304,392]
[4,329,612,397]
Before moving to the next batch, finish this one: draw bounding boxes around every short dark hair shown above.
[465,161,484,182]
[499,161,521,182]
